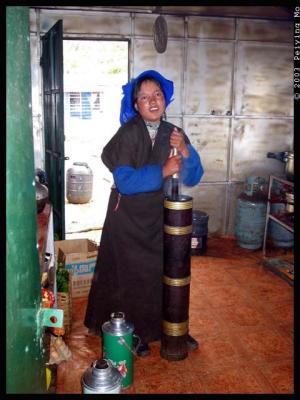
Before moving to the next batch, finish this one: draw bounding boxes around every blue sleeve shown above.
[180,144,204,186]
[113,165,163,195]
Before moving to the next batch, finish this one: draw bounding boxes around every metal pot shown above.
[285,191,294,213]
[266,151,294,181]
[284,152,294,182]
[81,358,122,394]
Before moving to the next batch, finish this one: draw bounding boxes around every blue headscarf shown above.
[119,70,174,125]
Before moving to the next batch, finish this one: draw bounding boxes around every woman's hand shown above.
[170,127,189,158]
[162,155,181,178]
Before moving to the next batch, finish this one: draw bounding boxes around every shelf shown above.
[268,214,294,233]
[267,175,294,187]
[263,175,294,256]
[262,254,294,286]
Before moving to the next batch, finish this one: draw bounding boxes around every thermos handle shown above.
[117,334,141,356]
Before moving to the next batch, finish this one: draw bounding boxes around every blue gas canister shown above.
[235,176,267,250]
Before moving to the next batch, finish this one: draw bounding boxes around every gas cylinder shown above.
[235,176,267,250]
[269,203,294,248]
[81,358,122,394]
[102,312,135,389]
[66,161,93,204]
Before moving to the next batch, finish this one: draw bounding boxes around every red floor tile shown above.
[55,237,294,394]
[258,359,294,394]
[244,281,294,305]
[216,303,271,329]
[233,328,294,364]
[201,363,275,394]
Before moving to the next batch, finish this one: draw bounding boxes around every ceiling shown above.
[33,6,294,21]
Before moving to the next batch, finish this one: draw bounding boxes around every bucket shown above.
[191,210,209,255]
[81,358,122,394]
[66,162,93,204]
[102,312,135,389]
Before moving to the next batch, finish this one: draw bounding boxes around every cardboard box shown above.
[55,239,98,298]
[70,274,94,299]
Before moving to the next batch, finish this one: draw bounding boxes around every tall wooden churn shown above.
[160,149,193,361]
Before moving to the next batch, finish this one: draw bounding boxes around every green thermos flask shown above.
[102,312,135,389]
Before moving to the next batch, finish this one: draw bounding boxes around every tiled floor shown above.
[56,237,294,394]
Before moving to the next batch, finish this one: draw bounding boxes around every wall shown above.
[29,7,294,236]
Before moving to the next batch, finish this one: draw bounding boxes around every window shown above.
[67,91,102,119]
[69,92,81,117]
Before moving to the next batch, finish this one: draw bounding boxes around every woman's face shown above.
[135,80,166,123]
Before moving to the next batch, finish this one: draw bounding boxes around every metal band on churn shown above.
[163,275,191,286]
[164,224,192,235]
[160,194,193,361]
[162,320,189,336]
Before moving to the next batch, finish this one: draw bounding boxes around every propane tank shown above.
[81,358,122,394]
[235,176,267,250]
[102,312,135,389]
[66,161,93,204]
[269,202,294,248]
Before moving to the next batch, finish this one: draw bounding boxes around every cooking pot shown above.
[266,151,294,182]
[36,175,49,213]
[285,191,294,213]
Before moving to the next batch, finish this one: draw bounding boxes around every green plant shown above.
[56,267,69,293]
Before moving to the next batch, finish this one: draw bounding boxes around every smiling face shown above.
[134,79,166,123]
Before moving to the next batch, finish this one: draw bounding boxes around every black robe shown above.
[84,115,191,343]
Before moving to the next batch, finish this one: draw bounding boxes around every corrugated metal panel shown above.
[31,6,294,20]
[29,35,39,111]
[227,182,244,235]
[166,116,183,127]
[158,6,293,20]
[183,117,230,182]
[30,34,44,168]
[185,41,234,115]
[231,118,293,182]
[133,38,184,114]
[188,16,235,39]
[32,115,44,168]
[38,9,131,35]
[184,184,227,235]
[28,8,294,237]
[238,19,293,42]
[134,14,184,37]
[29,8,37,31]
[235,42,293,117]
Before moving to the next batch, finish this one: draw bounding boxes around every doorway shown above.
[63,40,128,243]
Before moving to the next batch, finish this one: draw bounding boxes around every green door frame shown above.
[6,6,46,393]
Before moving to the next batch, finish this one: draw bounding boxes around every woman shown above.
[84,70,204,356]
